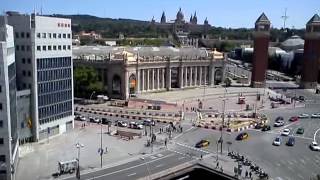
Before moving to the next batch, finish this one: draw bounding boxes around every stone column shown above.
[162,68,165,89]
[199,66,203,85]
[179,67,183,88]
[146,69,150,91]
[190,67,193,86]
[136,69,140,93]
[152,69,155,90]
[194,66,198,86]
[124,71,129,100]
[184,67,188,87]
[166,67,171,90]
[141,69,144,92]
[204,66,207,85]
[157,68,160,90]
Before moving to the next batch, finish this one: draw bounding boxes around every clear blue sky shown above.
[2,0,319,28]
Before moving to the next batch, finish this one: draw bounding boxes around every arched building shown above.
[73,46,225,99]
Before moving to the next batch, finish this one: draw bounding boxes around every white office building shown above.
[7,12,74,141]
[0,16,19,180]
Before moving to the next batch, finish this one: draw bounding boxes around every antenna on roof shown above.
[281,8,289,32]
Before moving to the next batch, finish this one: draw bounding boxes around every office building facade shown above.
[7,12,74,141]
[0,16,19,180]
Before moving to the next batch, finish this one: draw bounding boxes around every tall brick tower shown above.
[251,13,271,88]
[301,14,320,89]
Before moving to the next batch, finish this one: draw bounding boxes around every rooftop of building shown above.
[73,46,225,61]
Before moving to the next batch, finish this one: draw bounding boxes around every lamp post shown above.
[75,142,84,180]
[220,87,227,154]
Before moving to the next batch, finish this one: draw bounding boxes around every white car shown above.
[281,129,290,136]
[273,137,281,146]
[274,121,285,127]
[311,113,320,118]
[310,141,320,151]
[298,113,309,119]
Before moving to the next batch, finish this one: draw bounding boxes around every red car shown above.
[289,116,298,122]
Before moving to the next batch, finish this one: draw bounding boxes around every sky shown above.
[1,0,319,29]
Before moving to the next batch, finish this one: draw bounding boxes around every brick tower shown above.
[251,13,271,88]
[301,14,320,89]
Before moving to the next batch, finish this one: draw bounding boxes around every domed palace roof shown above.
[176,8,184,22]
[280,35,304,52]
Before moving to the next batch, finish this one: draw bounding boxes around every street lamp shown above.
[75,142,84,180]
[220,87,227,154]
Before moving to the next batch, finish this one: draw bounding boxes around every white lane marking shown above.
[156,153,163,158]
[83,153,176,180]
[313,128,320,143]
[291,159,298,164]
[149,156,157,160]
[127,173,136,177]
[287,160,293,166]
[276,163,281,167]
[175,142,211,154]
[287,166,294,172]
[300,159,306,165]
[178,156,185,160]
[155,164,164,168]
[173,126,195,139]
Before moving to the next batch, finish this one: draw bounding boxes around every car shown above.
[289,116,298,122]
[275,116,284,122]
[254,123,263,129]
[286,137,295,146]
[310,141,320,151]
[311,113,320,118]
[90,117,100,123]
[143,119,155,126]
[296,127,304,134]
[273,137,281,146]
[298,96,305,101]
[101,118,112,125]
[129,122,143,129]
[274,121,285,127]
[115,120,127,127]
[195,140,210,148]
[236,132,249,141]
[261,125,271,131]
[298,113,309,119]
[281,129,290,136]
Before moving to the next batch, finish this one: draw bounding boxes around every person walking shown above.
[249,171,252,179]
[245,170,248,178]
[216,161,219,169]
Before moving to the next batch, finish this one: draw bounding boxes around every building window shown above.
[0,103,2,110]
[0,155,5,162]
[42,33,46,38]
[58,45,61,50]
[48,33,52,38]
[21,122,24,129]
[27,58,31,64]
[67,34,71,39]
[63,45,66,50]
[37,46,41,51]
[42,46,46,51]
[37,33,41,38]
[58,34,61,38]
[63,34,66,38]
[0,121,3,128]
[21,45,25,51]
[68,45,71,50]
[0,139,3,145]
[48,45,52,51]
[28,84,32,89]
[21,32,25,38]
[28,71,31,77]
[53,33,56,38]
[23,83,26,89]
[53,45,57,50]
[26,45,31,51]
[22,70,26,76]
[26,32,30,38]
[15,32,19,38]
[16,45,19,51]
[0,170,6,174]
[22,58,26,64]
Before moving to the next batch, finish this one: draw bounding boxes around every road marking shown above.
[82,153,176,180]
[175,142,211,155]
[149,156,157,160]
[247,129,313,140]
[156,153,163,158]
[313,128,320,143]
[287,166,293,172]
[178,156,185,160]
[291,159,297,164]
[299,159,306,165]
[155,164,164,168]
[127,173,136,177]
[276,163,281,167]
[287,160,293,165]
[297,174,304,179]
[173,126,195,140]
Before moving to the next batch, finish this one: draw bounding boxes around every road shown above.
[62,150,193,180]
